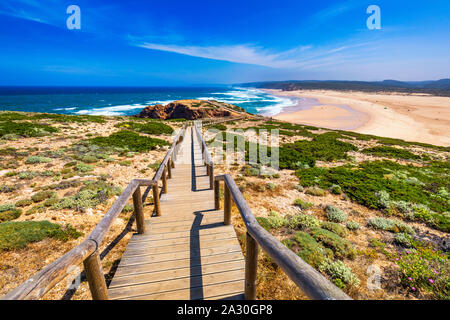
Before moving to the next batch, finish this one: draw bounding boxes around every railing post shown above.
[171,156,175,168]
[209,164,214,190]
[224,183,231,225]
[214,180,220,210]
[132,186,145,234]
[162,167,168,194]
[83,251,109,300]
[245,232,258,300]
[167,159,172,179]
[152,184,161,216]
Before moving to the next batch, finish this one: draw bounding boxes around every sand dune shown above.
[269,89,450,147]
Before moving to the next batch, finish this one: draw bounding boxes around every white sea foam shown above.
[75,104,148,116]
[54,107,76,111]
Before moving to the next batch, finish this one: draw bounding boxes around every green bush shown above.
[396,241,449,299]
[0,121,58,138]
[74,163,94,172]
[368,217,415,234]
[115,121,174,135]
[25,156,52,164]
[256,211,287,230]
[0,204,22,222]
[88,130,169,153]
[346,221,361,231]
[325,205,347,223]
[292,231,332,268]
[305,187,326,197]
[31,190,57,203]
[0,221,82,250]
[18,171,38,180]
[330,184,342,195]
[362,146,421,160]
[287,213,321,229]
[319,259,360,288]
[394,232,413,247]
[293,199,314,209]
[310,228,356,259]
[0,184,18,193]
[16,199,33,207]
[321,221,348,237]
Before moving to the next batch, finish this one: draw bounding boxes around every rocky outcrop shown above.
[135,99,241,120]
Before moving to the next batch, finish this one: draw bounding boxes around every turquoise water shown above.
[0,86,298,117]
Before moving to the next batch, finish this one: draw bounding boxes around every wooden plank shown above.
[114,251,245,277]
[123,238,240,257]
[118,245,243,267]
[116,280,245,300]
[131,225,235,242]
[126,230,236,248]
[108,270,245,300]
[109,260,245,288]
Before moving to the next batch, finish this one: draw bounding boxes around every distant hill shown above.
[239,79,450,96]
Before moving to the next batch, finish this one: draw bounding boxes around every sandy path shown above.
[268,89,450,146]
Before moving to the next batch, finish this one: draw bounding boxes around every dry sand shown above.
[268,89,450,147]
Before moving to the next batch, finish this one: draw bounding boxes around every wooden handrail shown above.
[214,175,351,300]
[1,123,188,300]
[193,121,351,300]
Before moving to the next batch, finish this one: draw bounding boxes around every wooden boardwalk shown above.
[108,127,246,300]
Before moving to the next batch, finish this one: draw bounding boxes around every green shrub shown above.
[31,190,57,203]
[81,155,98,163]
[305,187,326,197]
[310,228,356,259]
[293,199,314,209]
[330,184,342,195]
[0,121,58,138]
[74,163,94,172]
[121,204,134,213]
[0,221,82,250]
[0,184,18,193]
[397,241,449,299]
[321,221,348,237]
[115,121,174,135]
[362,146,421,160]
[325,205,347,223]
[16,199,33,207]
[319,259,360,288]
[368,217,415,234]
[292,231,332,268]
[88,130,169,153]
[394,233,413,247]
[0,204,22,222]
[256,211,287,230]
[18,171,38,180]
[25,156,52,164]
[287,213,320,229]
[346,221,361,231]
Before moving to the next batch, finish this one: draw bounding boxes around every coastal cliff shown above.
[135,99,244,120]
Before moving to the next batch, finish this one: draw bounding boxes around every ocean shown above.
[0,86,298,117]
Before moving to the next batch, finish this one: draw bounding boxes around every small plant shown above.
[0,221,82,250]
[287,213,321,229]
[394,233,413,247]
[330,184,342,195]
[18,171,38,180]
[310,227,356,259]
[292,231,332,268]
[31,190,57,203]
[368,217,415,234]
[16,199,33,207]
[320,221,348,237]
[346,221,361,231]
[319,259,360,289]
[74,163,94,173]
[256,211,287,230]
[293,199,314,209]
[25,156,52,164]
[305,187,326,197]
[0,204,22,222]
[325,205,347,223]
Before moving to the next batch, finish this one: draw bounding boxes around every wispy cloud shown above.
[137,40,373,71]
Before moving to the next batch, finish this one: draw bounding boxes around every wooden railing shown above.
[193,122,214,190]
[1,123,188,300]
[195,126,351,300]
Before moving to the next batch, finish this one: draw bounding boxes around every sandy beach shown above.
[268,89,450,147]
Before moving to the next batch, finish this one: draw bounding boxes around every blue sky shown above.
[0,0,449,86]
